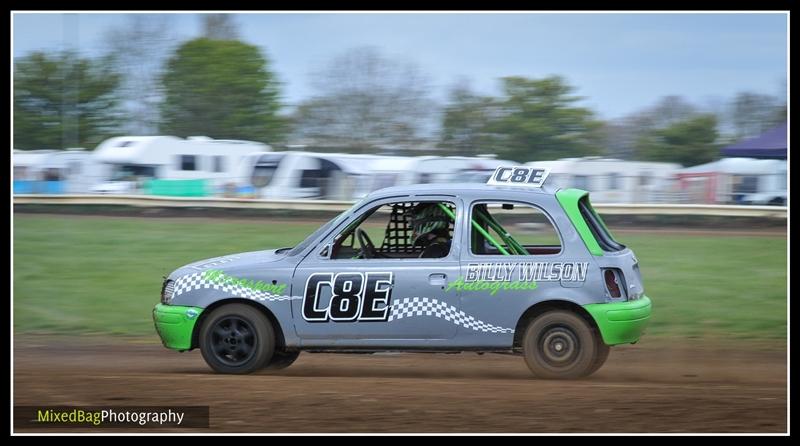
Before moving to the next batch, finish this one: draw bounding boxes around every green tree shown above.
[636,114,719,166]
[439,83,497,156]
[14,51,121,149]
[489,76,604,161]
[441,76,604,162]
[605,95,697,159]
[160,38,284,143]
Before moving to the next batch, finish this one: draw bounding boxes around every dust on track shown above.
[13,337,787,433]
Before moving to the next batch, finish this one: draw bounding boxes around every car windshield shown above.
[286,198,366,256]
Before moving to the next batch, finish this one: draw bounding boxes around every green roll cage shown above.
[437,203,527,256]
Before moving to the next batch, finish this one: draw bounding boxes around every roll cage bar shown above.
[436,203,527,256]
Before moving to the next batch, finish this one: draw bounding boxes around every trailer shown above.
[13,149,108,194]
[13,150,57,181]
[677,158,787,205]
[90,136,271,195]
[238,151,389,200]
[526,157,681,203]
[366,156,519,192]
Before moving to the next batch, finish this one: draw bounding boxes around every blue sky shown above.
[12,12,788,120]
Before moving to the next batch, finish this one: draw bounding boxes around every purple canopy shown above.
[721,122,787,159]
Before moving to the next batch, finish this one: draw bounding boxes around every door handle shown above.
[428,273,447,286]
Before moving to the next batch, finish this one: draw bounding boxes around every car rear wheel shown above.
[522,310,603,379]
[264,351,300,371]
[200,304,275,374]
[587,340,611,376]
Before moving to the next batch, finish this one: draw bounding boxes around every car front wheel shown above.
[199,304,275,374]
[264,351,300,371]
[522,310,604,379]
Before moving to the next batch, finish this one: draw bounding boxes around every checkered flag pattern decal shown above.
[171,272,300,302]
[388,297,515,334]
[171,275,513,334]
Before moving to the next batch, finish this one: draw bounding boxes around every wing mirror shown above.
[319,244,331,259]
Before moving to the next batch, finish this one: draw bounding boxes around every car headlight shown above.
[161,279,175,304]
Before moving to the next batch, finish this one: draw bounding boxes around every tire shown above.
[264,350,300,371]
[522,310,602,379]
[199,304,275,374]
[587,340,610,376]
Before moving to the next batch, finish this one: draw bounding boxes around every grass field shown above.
[13,214,787,340]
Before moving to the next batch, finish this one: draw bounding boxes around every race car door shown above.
[456,199,590,346]
[291,196,463,344]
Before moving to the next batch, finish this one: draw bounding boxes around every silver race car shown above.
[154,166,651,379]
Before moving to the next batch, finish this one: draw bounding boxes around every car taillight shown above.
[604,269,622,299]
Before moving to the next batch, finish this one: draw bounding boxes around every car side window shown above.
[330,200,456,260]
[470,202,562,256]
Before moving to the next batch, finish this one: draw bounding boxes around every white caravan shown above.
[13,150,58,181]
[37,149,109,193]
[90,136,270,194]
[527,157,681,203]
[238,151,389,200]
[13,149,108,193]
[677,158,787,205]
[367,156,519,192]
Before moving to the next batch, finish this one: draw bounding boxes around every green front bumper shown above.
[153,304,204,351]
[584,296,652,345]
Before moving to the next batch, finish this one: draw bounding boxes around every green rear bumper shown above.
[153,304,204,351]
[584,296,652,345]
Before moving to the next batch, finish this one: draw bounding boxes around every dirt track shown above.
[13,337,786,433]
